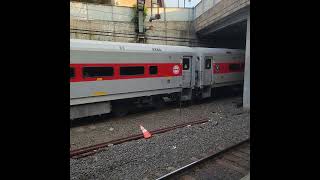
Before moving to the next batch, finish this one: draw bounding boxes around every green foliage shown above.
[132,4,148,23]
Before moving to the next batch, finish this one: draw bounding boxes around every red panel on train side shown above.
[70,63,182,82]
[213,61,244,74]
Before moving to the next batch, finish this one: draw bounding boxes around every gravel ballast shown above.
[70,102,250,180]
[70,96,244,150]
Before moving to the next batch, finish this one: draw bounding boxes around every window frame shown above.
[82,66,114,78]
[120,66,145,76]
[182,58,190,70]
[229,63,241,72]
[70,67,75,79]
[149,65,158,75]
[204,57,212,69]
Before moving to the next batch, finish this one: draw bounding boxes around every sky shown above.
[164,0,201,8]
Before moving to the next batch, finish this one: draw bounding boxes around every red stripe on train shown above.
[213,62,245,74]
[70,63,182,82]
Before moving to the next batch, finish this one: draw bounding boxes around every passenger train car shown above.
[70,39,245,119]
[192,47,245,99]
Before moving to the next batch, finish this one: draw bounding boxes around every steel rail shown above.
[155,138,250,180]
[70,118,209,159]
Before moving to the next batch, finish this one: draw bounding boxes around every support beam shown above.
[243,14,250,110]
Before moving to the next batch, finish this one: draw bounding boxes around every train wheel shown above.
[174,95,181,104]
[184,100,192,106]
[112,102,129,117]
[153,97,165,109]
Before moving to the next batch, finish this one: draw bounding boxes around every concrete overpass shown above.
[193,0,250,110]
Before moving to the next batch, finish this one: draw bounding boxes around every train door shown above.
[182,56,192,88]
[203,56,213,86]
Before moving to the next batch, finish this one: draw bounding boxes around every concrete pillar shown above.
[138,11,144,33]
[243,14,250,110]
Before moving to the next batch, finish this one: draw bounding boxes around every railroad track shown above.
[70,118,209,159]
[156,139,250,180]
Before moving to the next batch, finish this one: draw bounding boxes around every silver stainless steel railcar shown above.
[193,47,245,99]
[70,39,245,119]
[70,39,195,119]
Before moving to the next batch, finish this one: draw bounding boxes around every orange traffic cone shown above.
[140,125,152,139]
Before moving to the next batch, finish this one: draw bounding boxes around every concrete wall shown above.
[70,19,137,42]
[194,0,250,33]
[70,19,198,46]
[71,1,250,47]
[70,1,198,46]
[71,2,193,22]
[144,21,197,46]
[195,0,219,19]
[147,7,193,21]
[70,2,134,21]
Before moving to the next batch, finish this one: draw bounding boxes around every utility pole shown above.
[164,0,167,45]
[137,0,146,43]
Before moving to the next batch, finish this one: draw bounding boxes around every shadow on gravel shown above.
[70,103,176,128]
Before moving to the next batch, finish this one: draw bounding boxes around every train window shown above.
[83,67,114,78]
[229,64,241,71]
[205,57,212,69]
[70,67,75,79]
[149,66,158,75]
[183,58,190,70]
[120,66,144,76]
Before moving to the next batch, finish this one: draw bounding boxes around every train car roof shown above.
[70,39,194,54]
